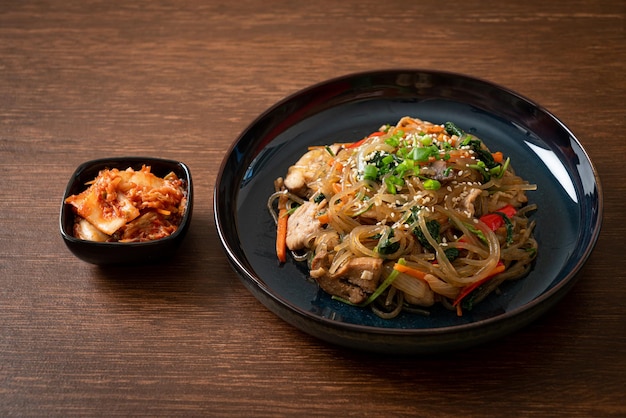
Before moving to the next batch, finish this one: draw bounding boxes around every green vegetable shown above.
[413,219,440,251]
[408,145,438,162]
[406,206,421,224]
[444,121,464,137]
[313,193,326,203]
[384,129,404,147]
[419,136,433,146]
[423,179,441,190]
[365,151,401,181]
[495,211,514,245]
[384,174,404,194]
[498,157,510,178]
[363,164,379,181]
[463,138,499,169]
[375,227,400,255]
[463,223,488,245]
[444,247,460,261]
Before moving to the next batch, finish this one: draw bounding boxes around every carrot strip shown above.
[327,158,344,172]
[317,212,330,225]
[276,194,289,263]
[426,125,444,134]
[446,149,471,163]
[392,263,428,282]
[492,151,504,164]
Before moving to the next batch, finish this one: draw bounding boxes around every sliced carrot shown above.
[492,151,504,164]
[446,149,471,163]
[317,212,330,225]
[392,263,428,282]
[426,125,444,134]
[327,158,344,172]
[276,194,289,263]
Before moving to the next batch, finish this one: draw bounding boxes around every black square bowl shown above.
[60,157,193,265]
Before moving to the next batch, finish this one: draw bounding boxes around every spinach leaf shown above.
[413,219,440,251]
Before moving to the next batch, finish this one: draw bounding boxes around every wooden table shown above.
[1,1,624,416]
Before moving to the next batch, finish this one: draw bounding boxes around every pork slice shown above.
[286,201,321,251]
[310,269,368,305]
[457,188,483,218]
[332,257,383,293]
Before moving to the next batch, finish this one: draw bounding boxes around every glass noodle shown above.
[269,117,538,318]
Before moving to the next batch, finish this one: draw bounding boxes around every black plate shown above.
[214,69,602,354]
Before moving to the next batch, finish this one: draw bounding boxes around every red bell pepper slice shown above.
[346,131,385,149]
[453,261,506,308]
[479,204,517,231]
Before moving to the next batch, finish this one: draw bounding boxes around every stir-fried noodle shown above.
[269,117,537,318]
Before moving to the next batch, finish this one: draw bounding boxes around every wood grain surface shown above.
[1,1,624,416]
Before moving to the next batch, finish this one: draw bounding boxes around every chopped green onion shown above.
[363,164,378,181]
[382,155,395,165]
[385,175,404,194]
[461,135,474,146]
[423,179,441,190]
[385,129,404,147]
[408,145,437,162]
[420,136,433,146]
[463,223,488,245]
[497,157,511,178]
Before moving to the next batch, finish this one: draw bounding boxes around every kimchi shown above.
[65,165,187,242]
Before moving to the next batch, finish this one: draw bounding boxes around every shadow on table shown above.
[89,213,237,308]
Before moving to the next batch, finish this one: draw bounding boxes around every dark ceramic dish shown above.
[60,157,193,265]
[214,69,603,354]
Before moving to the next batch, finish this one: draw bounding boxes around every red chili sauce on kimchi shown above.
[65,165,187,242]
